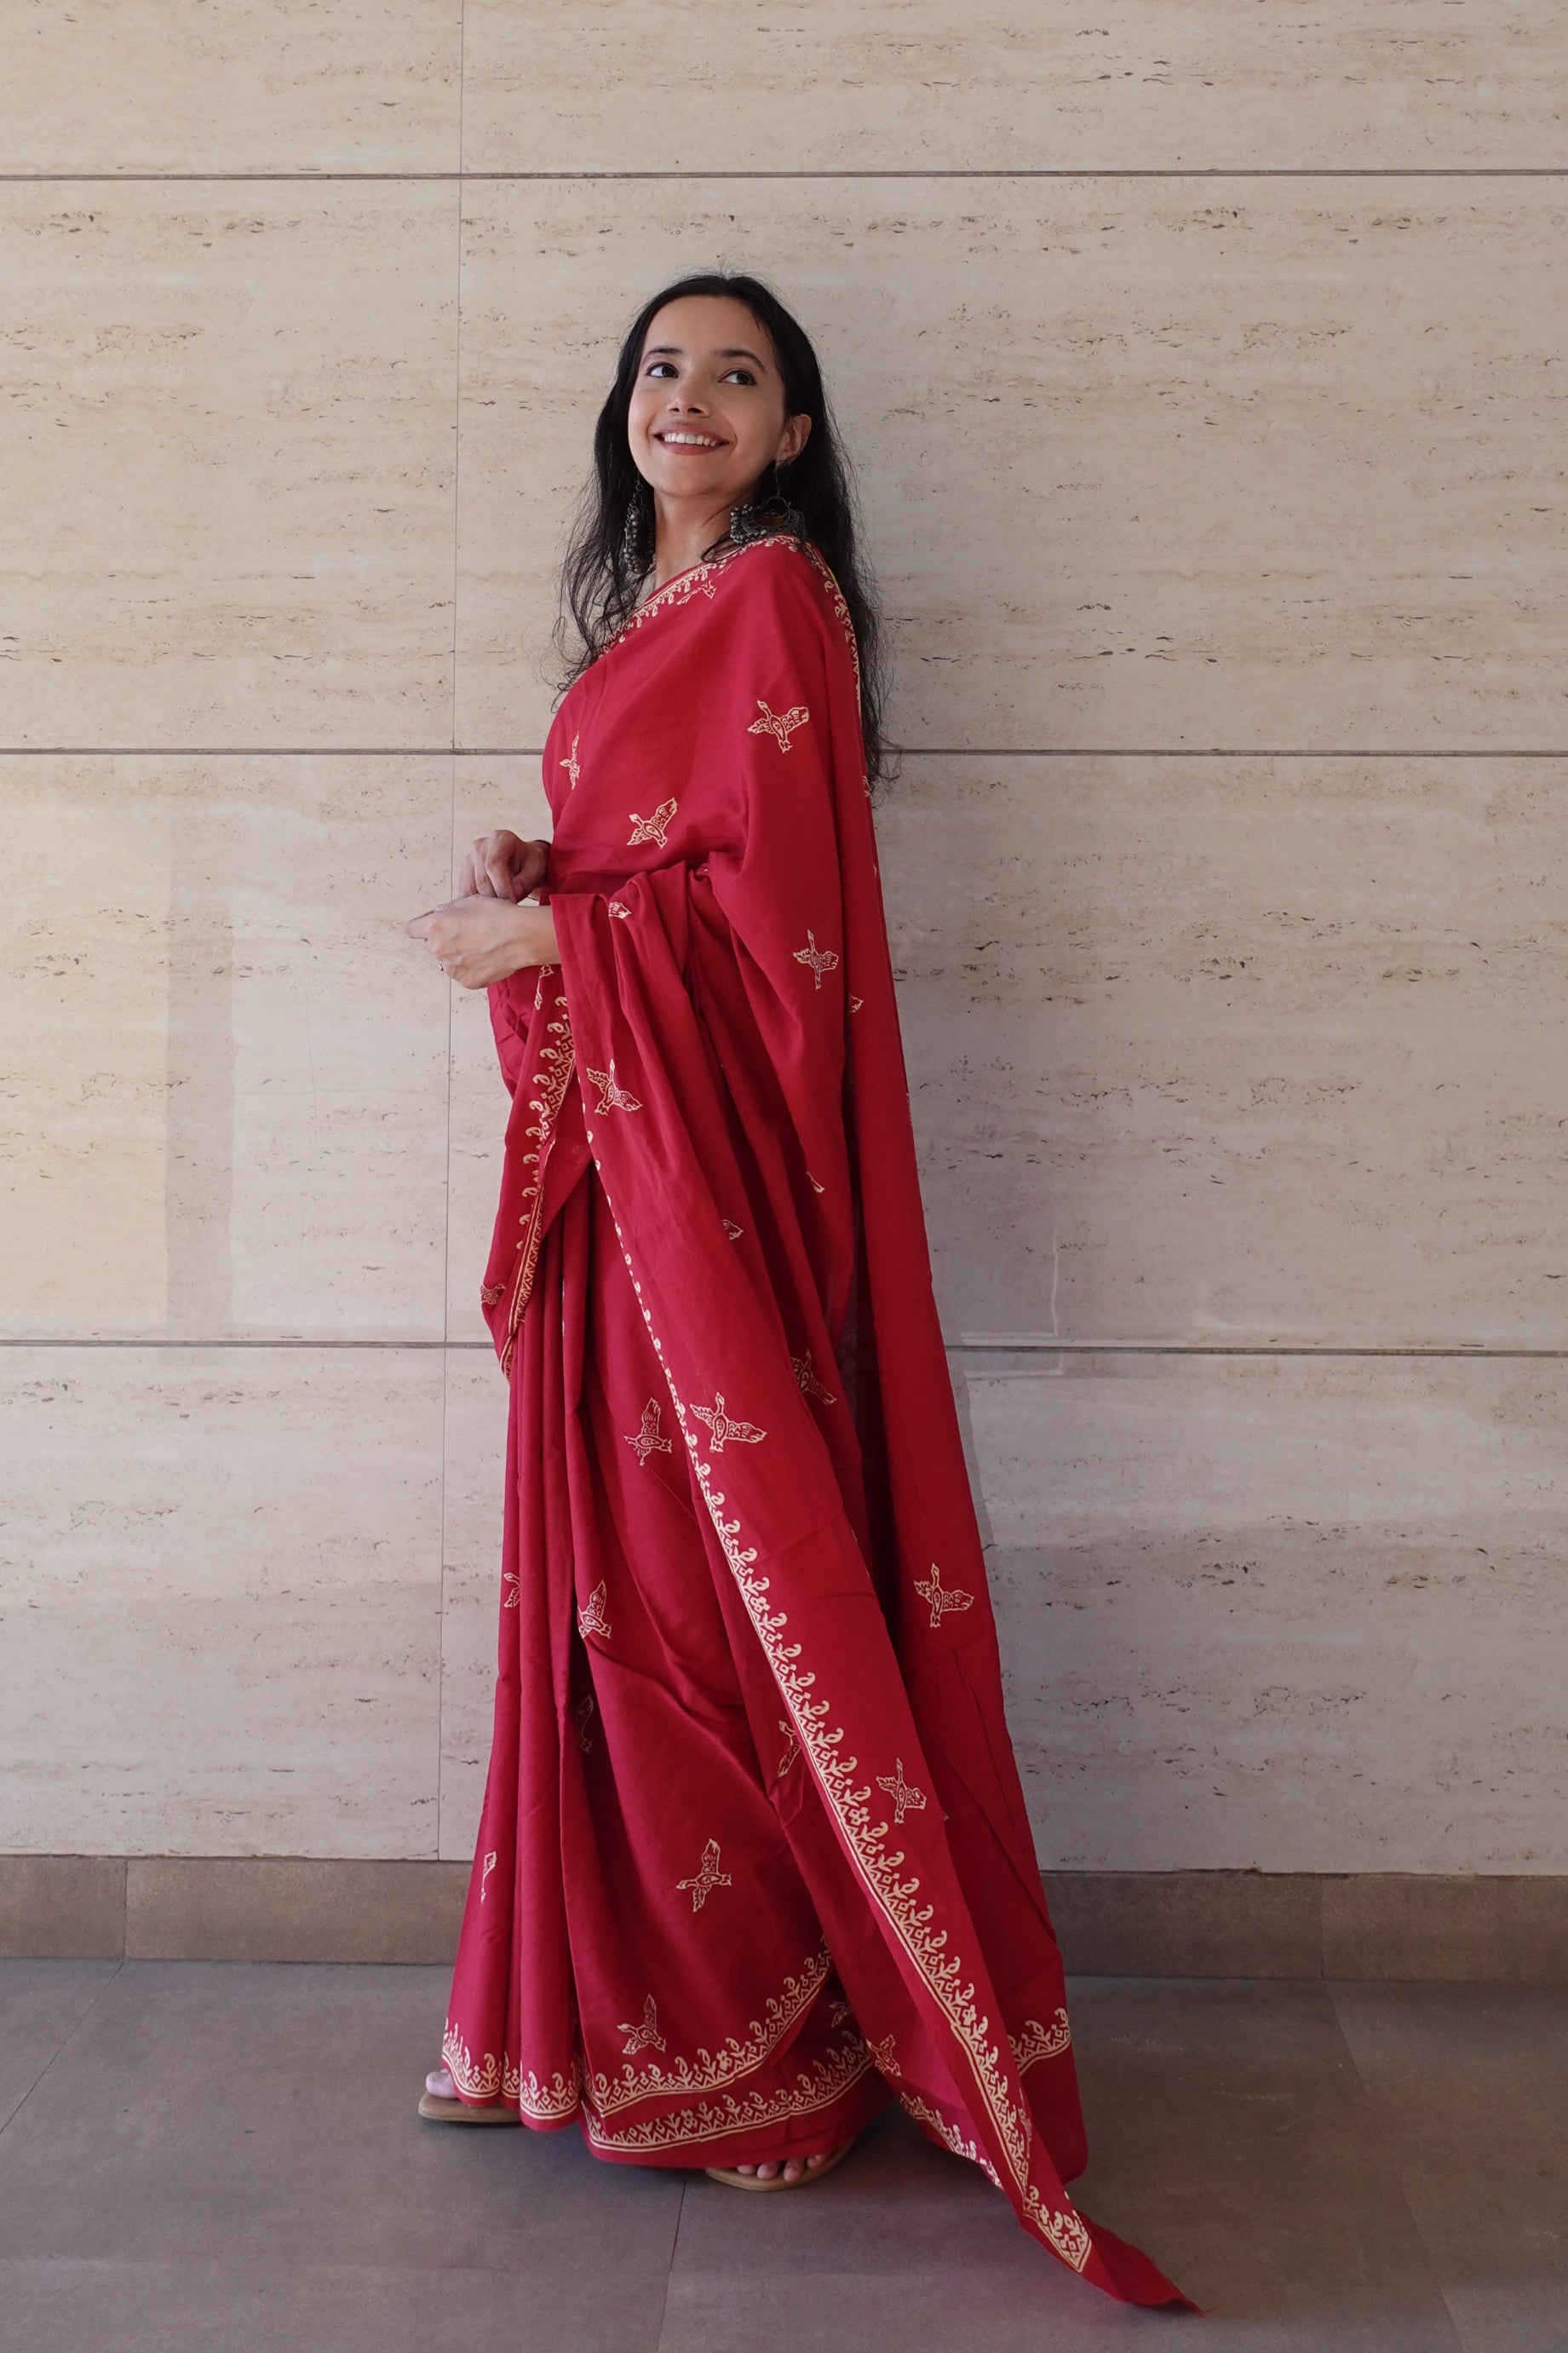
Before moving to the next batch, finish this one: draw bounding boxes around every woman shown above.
[406,273,1192,2311]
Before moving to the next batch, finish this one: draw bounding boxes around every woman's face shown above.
[627,294,811,514]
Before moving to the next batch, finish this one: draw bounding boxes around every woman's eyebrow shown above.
[641,342,768,368]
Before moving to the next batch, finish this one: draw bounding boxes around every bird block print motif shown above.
[577,1581,612,1641]
[792,1349,836,1403]
[691,1393,767,1451]
[747,697,810,751]
[792,929,840,989]
[676,1838,732,1913]
[876,1758,928,1825]
[628,797,677,848]
[560,733,582,791]
[618,1995,667,2056]
[587,1061,642,1115]
[914,1561,974,1630]
[623,1397,673,1465]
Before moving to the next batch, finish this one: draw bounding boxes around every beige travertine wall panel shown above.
[0,187,457,749]
[967,1356,1568,1874]
[883,754,1568,1347]
[4,1,462,174]
[0,757,452,1342]
[465,1,1568,173]
[446,760,554,1340]
[0,1347,445,1856]
[456,179,1567,753]
[439,1347,510,1859]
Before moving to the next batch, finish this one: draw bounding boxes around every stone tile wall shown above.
[3,3,1563,1877]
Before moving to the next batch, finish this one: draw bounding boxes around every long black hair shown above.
[554,271,893,788]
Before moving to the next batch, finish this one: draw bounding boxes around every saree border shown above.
[499,973,576,1378]
[594,1187,1094,2275]
[588,1940,833,2117]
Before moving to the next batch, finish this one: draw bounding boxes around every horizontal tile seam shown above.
[6,748,1568,762]
[3,1339,1565,1360]
[4,169,1567,183]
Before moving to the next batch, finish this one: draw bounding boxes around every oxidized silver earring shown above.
[728,461,804,545]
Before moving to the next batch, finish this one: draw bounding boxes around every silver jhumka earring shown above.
[728,459,805,545]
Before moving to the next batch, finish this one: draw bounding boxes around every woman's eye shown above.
[722,368,756,385]
[646,361,678,378]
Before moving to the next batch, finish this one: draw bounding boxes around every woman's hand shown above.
[405,895,560,989]
[457,830,549,902]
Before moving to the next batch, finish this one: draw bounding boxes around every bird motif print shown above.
[627,797,677,848]
[721,1217,744,1240]
[792,929,840,990]
[747,698,811,752]
[913,1561,974,1631]
[875,1758,928,1826]
[503,1568,520,1611]
[560,732,581,791]
[586,1060,642,1115]
[573,1692,595,1755]
[577,1581,612,1641]
[792,1349,836,1404]
[618,1994,666,2055]
[623,1397,673,1466]
[691,1393,767,1451]
[776,1719,800,1779]
[480,1850,497,1904]
[676,1838,733,1913]
[866,2033,899,2078]
[607,900,631,919]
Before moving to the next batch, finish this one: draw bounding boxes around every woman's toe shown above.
[425,2066,456,2099]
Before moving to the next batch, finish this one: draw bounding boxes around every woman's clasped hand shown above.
[405,830,557,988]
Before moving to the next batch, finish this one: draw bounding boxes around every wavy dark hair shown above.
[554,272,892,788]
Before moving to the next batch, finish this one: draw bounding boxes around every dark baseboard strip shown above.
[3,1855,1565,1979]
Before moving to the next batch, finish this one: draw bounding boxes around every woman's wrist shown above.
[507,901,560,973]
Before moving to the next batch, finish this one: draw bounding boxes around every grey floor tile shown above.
[1062,1976,1463,2344]
[670,1976,1463,2345]
[0,2256,669,2353]
[657,2266,1163,2350]
[0,1959,121,2130]
[0,1962,681,2275]
[1330,1982,1568,2353]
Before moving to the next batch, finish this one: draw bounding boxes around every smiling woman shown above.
[403,275,1193,2310]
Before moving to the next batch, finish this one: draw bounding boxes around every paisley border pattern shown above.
[499,976,576,1377]
[589,1942,832,2116]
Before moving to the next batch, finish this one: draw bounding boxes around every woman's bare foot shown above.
[426,2065,460,2102]
[729,2150,835,2183]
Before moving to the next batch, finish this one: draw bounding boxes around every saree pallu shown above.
[442,536,1193,2311]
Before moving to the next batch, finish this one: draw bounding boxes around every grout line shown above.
[434,0,468,1871]
[0,1959,125,2137]
[3,1338,1565,1360]
[1323,1982,1469,2347]
[5,745,1567,761]
[4,169,1568,182]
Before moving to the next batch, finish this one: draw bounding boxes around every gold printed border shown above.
[593,1129,1089,2266]
[580,2034,873,2155]
[500,979,575,1377]
[589,1942,832,2117]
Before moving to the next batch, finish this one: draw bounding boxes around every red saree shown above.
[443,533,1193,2310]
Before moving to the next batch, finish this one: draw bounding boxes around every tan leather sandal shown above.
[704,2137,855,2191]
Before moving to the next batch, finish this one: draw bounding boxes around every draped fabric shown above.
[442,534,1193,2310]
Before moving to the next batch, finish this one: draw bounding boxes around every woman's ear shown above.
[778,413,812,465]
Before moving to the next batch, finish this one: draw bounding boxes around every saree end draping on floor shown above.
[445,536,1197,2312]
